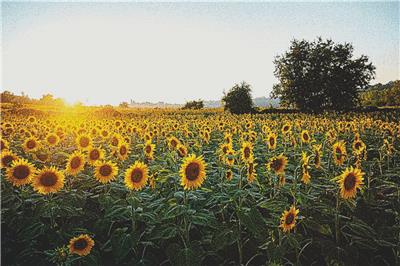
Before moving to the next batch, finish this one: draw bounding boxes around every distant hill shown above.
[204,97,280,108]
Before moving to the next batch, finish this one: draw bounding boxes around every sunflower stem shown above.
[335,190,341,253]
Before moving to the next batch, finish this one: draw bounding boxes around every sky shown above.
[2,1,399,105]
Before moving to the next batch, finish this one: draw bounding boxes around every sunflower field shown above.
[1,107,399,266]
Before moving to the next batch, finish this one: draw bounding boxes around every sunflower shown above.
[267,154,288,174]
[46,133,60,146]
[76,134,92,150]
[1,138,9,151]
[313,144,322,169]
[144,141,155,160]
[352,139,366,155]
[6,158,36,187]
[69,234,94,256]
[240,141,253,162]
[116,141,130,161]
[281,122,292,135]
[337,167,364,199]
[279,206,300,233]
[301,152,311,184]
[267,132,277,150]
[1,149,19,168]
[247,161,257,183]
[23,136,40,153]
[124,161,149,191]
[176,143,188,158]
[65,151,85,176]
[300,130,311,144]
[168,136,180,150]
[180,154,206,190]
[34,149,51,163]
[332,141,347,166]
[87,147,104,165]
[149,174,156,189]
[94,160,118,184]
[226,169,233,181]
[225,149,235,166]
[32,166,64,194]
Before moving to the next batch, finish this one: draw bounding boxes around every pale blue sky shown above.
[2,1,399,105]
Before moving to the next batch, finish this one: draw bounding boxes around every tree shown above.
[271,38,375,112]
[222,81,254,114]
[119,101,129,108]
[182,100,204,110]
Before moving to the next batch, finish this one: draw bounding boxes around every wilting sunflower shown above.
[1,149,19,169]
[247,161,257,183]
[267,154,288,174]
[23,136,40,153]
[76,134,92,150]
[32,166,64,194]
[267,132,277,150]
[180,154,206,190]
[337,167,364,199]
[45,133,60,147]
[124,161,149,191]
[225,149,235,166]
[1,139,9,151]
[279,206,300,233]
[144,141,156,160]
[34,149,51,163]
[313,144,323,169]
[176,143,188,158]
[240,141,253,162]
[65,151,85,176]
[226,169,233,181]
[6,158,36,187]
[300,130,311,144]
[332,141,347,166]
[69,234,95,256]
[94,160,118,184]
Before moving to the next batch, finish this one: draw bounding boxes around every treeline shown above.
[359,80,400,107]
[0,91,65,106]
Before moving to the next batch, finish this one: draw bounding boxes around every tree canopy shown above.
[271,38,376,112]
[182,100,204,110]
[222,81,254,114]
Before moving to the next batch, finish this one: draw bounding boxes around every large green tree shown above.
[271,38,375,112]
[222,81,254,114]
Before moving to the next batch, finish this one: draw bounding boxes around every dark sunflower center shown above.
[90,150,100,160]
[285,212,295,225]
[111,138,118,146]
[40,172,57,186]
[48,135,57,144]
[70,157,81,169]
[131,169,143,183]
[336,147,342,155]
[248,163,254,175]
[171,140,177,148]
[270,137,275,146]
[13,165,30,179]
[1,141,5,149]
[145,146,152,154]
[185,162,200,181]
[73,238,88,250]
[355,142,361,149]
[344,173,356,190]
[303,133,309,141]
[79,137,89,147]
[271,159,283,171]
[2,155,14,167]
[99,165,112,176]
[120,146,127,155]
[283,126,289,132]
[27,140,36,149]
[244,147,250,158]
[222,146,228,154]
